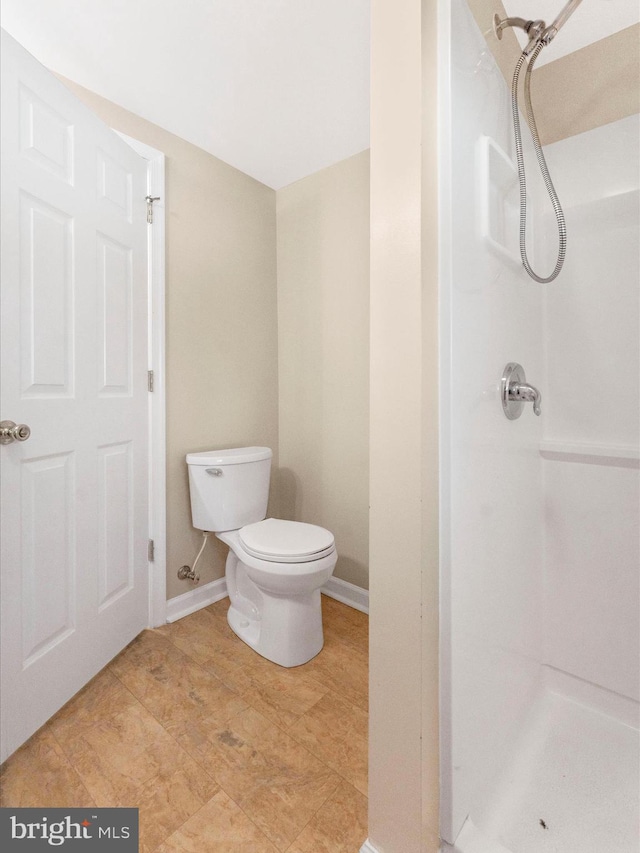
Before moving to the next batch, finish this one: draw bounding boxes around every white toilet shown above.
[186,446,337,667]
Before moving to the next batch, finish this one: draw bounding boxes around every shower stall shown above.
[439,1,639,850]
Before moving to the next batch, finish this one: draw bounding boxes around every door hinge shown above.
[148,369,154,392]
[148,539,155,562]
[145,195,161,224]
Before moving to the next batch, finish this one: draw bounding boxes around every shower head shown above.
[493,0,584,54]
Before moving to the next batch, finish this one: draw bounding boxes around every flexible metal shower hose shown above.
[511,42,567,282]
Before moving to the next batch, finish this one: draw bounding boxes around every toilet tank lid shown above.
[186,446,272,466]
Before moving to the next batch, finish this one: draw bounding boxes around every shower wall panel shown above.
[440,0,545,842]
[441,0,640,843]
[541,115,640,702]
[463,118,640,852]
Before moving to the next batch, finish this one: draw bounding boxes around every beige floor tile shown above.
[191,706,341,851]
[2,601,369,851]
[195,598,239,643]
[206,597,234,624]
[286,780,368,853]
[56,698,218,851]
[301,637,368,713]
[221,658,328,730]
[321,596,369,653]
[0,727,95,808]
[109,627,195,673]
[154,605,216,657]
[47,669,139,741]
[289,691,368,795]
[109,629,248,742]
[202,630,264,680]
[204,606,268,678]
[134,767,219,853]
[201,626,263,680]
[157,789,280,853]
[52,705,216,820]
[160,604,262,680]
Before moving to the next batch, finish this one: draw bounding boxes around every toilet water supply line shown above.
[495,0,584,282]
[177,531,209,584]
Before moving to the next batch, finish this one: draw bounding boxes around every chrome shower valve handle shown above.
[510,380,542,416]
[501,363,542,419]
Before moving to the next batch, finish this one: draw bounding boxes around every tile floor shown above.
[0,595,369,852]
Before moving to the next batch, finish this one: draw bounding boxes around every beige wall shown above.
[468,1,640,145]
[534,25,640,146]
[276,151,370,589]
[367,0,439,850]
[58,78,279,601]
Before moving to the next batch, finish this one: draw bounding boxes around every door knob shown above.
[501,363,542,419]
[0,420,31,444]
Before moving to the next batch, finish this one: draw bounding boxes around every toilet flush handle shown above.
[206,468,223,476]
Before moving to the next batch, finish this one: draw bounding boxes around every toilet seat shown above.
[239,518,335,563]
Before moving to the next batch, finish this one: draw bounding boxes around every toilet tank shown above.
[186,446,272,532]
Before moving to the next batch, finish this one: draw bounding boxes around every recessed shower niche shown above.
[477,135,524,267]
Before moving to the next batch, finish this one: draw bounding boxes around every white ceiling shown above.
[2,2,636,186]
[0,0,370,189]
[502,0,639,66]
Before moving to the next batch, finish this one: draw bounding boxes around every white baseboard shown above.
[165,576,228,623]
[165,574,369,623]
[322,575,369,614]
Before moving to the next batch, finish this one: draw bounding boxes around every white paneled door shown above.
[0,31,149,762]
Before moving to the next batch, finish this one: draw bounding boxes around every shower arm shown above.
[494,0,584,55]
[494,16,546,56]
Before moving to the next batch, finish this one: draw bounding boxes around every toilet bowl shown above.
[186,447,337,667]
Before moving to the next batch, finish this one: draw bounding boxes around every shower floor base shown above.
[454,668,639,853]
